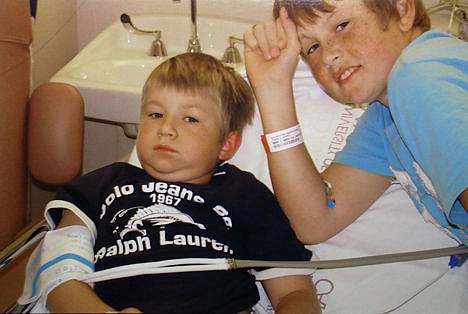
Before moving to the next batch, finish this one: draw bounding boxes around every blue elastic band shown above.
[31,253,94,297]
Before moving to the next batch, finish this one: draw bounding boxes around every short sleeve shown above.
[334,104,394,177]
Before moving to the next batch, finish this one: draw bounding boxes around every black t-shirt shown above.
[49,162,311,313]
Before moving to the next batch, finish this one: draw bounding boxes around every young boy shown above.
[20,53,320,313]
[243,0,468,245]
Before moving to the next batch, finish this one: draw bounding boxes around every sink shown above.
[50,14,256,126]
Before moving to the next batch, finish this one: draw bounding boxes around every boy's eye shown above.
[336,21,349,31]
[184,116,199,123]
[305,43,320,55]
[149,112,163,119]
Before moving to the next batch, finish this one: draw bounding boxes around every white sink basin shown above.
[51,14,255,125]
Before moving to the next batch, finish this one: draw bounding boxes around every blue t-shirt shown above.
[335,31,468,245]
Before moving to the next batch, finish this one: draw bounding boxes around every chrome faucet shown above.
[222,36,243,64]
[187,0,201,52]
[174,0,201,52]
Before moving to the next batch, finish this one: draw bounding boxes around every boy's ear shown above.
[219,131,242,161]
[396,0,416,32]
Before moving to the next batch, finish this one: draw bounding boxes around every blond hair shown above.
[142,53,254,139]
[273,0,431,31]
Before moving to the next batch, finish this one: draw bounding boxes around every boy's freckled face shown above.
[298,0,409,105]
[136,86,225,185]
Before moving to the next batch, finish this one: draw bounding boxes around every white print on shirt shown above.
[391,165,462,242]
[213,205,232,228]
[390,166,440,226]
[100,182,205,219]
[142,182,205,203]
[412,162,444,210]
[95,183,235,262]
[159,229,233,254]
[100,185,135,219]
[95,235,151,262]
[118,203,207,239]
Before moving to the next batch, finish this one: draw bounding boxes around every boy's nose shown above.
[321,40,341,67]
[157,119,176,137]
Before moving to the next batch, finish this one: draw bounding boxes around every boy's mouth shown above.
[336,66,360,83]
[154,144,176,153]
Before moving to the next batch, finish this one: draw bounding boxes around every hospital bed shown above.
[1,0,466,312]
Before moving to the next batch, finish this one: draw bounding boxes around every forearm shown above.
[46,211,116,312]
[250,60,331,243]
[253,80,344,243]
[274,289,322,314]
[264,276,321,314]
[255,78,394,243]
[267,143,330,242]
[46,279,116,313]
[267,144,391,243]
[247,30,338,242]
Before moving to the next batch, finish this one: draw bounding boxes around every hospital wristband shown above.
[261,124,304,153]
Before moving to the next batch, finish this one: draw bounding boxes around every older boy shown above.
[244,0,468,245]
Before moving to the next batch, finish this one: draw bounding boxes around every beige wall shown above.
[32,0,78,88]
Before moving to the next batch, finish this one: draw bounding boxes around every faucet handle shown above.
[120,13,159,35]
[187,37,201,53]
[151,38,167,57]
[120,13,167,57]
[222,36,244,64]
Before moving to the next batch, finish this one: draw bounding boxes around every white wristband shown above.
[261,124,304,153]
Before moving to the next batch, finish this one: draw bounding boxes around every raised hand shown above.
[243,7,302,90]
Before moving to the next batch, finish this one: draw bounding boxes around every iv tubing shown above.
[76,246,468,285]
[233,246,468,270]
